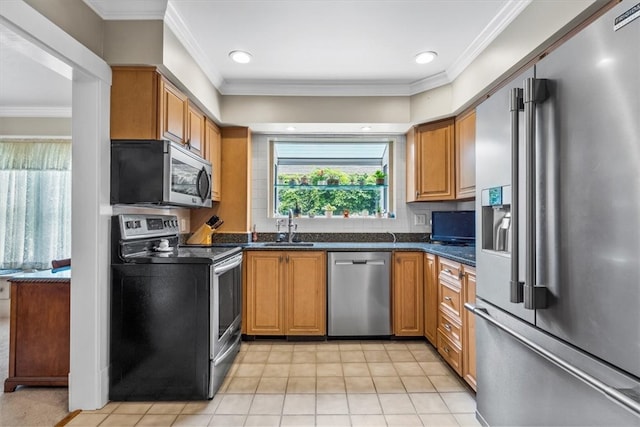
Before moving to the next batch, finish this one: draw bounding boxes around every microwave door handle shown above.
[509,87,524,304]
[196,167,211,201]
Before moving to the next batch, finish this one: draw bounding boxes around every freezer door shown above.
[475,67,534,325]
[533,0,640,378]
[474,299,640,425]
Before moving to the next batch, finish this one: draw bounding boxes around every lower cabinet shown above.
[244,251,326,336]
[392,252,424,336]
[423,253,438,345]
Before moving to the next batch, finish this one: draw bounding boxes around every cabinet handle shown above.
[444,323,451,331]
[459,271,464,280]
[416,191,419,197]
[444,346,450,354]
[444,296,452,302]
[286,255,289,263]
[279,255,283,263]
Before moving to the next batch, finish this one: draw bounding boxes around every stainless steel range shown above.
[110,214,242,401]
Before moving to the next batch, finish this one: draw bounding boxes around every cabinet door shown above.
[393,252,424,336]
[187,102,205,156]
[462,266,477,390]
[159,77,187,144]
[244,251,285,335]
[455,110,476,199]
[424,253,438,345]
[110,67,159,140]
[285,251,326,335]
[12,283,70,378]
[205,120,222,201]
[415,119,455,201]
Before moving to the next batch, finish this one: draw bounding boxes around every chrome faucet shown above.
[287,209,297,243]
[387,231,397,243]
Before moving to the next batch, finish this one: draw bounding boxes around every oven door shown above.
[210,253,242,358]
[165,142,212,208]
[209,253,242,397]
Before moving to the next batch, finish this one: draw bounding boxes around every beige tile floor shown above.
[69,340,480,427]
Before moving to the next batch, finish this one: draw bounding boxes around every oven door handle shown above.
[214,333,241,367]
[214,256,242,275]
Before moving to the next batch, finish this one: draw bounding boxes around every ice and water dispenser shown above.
[481,185,512,253]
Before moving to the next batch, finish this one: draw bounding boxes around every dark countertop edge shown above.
[8,277,70,283]
[7,270,71,282]
[239,242,476,267]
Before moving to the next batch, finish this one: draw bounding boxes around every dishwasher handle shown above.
[335,260,386,265]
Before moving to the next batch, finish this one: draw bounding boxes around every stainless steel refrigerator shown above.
[471,1,640,425]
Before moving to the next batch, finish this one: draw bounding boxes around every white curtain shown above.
[0,140,71,270]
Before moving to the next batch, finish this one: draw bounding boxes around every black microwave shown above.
[111,140,212,208]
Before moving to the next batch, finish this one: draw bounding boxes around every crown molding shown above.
[0,106,72,117]
[446,0,532,81]
[83,0,168,20]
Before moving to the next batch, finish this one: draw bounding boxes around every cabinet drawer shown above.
[439,280,462,319]
[438,309,462,345]
[438,258,462,283]
[437,330,462,375]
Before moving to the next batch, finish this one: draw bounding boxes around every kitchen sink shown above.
[259,242,315,247]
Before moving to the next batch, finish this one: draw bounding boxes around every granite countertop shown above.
[242,242,475,266]
[7,269,71,282]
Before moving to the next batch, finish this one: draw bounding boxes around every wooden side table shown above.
[4,276,70,392]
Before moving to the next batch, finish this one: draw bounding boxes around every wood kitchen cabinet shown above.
[455,109,476,199]
[111,66,189,146]
[204,119,222,201]
[191,127,251,233]
[186,102,205,156]
[244,251,326,336]
[5,279,70,392]
[393,252,424,336]
[462,265,477,390]
[423,253,438,345]
[437,257,463,375]
[406,118,456,202]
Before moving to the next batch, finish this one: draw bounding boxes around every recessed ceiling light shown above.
[361,126,372,131]
[229,50,252,64]
[415,51,438,64]
[286,126,296,131]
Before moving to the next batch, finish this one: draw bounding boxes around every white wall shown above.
[250,133,469,235]
[0,0,113,411]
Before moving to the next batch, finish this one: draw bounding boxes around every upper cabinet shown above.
[406,119,456,202]
[406,110,476,202]
[158,76,188,144]
[186,102,205,156]
[111,67,206,156]
[455,110,476,199]
[205,119,222,202]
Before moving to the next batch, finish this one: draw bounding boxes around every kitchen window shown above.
[0,140,71,270]
[270,139,393,218]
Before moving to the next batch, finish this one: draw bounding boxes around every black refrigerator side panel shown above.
[533,0,640,379]
[110,264,210,400]
[110,140,165,204]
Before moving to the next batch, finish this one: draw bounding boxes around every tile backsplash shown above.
[250,133,473,235]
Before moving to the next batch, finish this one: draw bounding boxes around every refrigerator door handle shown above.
[509,87,524,304]
[523,77,549,310]
[465,303,640,417]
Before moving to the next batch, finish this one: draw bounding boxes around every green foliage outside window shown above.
[276,168,383,216]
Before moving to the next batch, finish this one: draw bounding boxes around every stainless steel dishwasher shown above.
[328,252,391,336]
